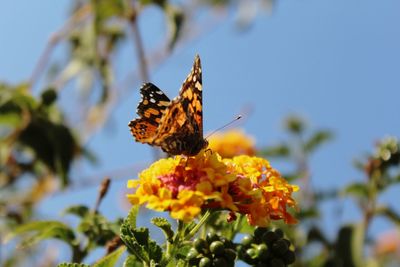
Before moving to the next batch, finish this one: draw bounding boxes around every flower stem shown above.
[185,209,211,240]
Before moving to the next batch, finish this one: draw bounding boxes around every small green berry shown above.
[210,241,225,256]
[199,257,212,267]
[194,238,208,252]
[274,228,284,238]
[254,227,268,240]
[272,239,289,256]
[241,235,254,247]
[223,248,237,262]
[270,258,285,267]
[282,238,291,248]
[246,248,258,259]
[262,231,279,247]
[206,232,219,244]
[256,243,269,260]
[187,248,199,260]
[212,257,227,267]
[283,250,296,264]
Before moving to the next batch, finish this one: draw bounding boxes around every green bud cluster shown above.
[187,232,237,267]
[237,227,295,267]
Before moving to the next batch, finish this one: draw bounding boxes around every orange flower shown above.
[126,151,298,226]
[208,129,256,158]
[374,229,400,257]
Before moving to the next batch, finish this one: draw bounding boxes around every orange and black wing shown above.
[128,83,170,143]
[152,55,206,155]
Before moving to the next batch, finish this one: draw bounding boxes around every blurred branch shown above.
[129,7,149,82]
[29,3,92,91]
[79,5,227,142]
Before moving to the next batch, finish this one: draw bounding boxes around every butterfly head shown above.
[187,138,208,156]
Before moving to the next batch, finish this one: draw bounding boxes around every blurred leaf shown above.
[57,263,90,267]
[0,113,23,128]
[298,207,319,220]
[139,0,166,7]
[258,143,290,158]
[78,213,119,246]
[94,0,124,23]
[151,217,174,242]
[123,255,142,267]
[314,188,339,201]
[304,130,333,153]
[40,88,57,106]
[5,221,76,248]
[284,115,305,135]
[64,205,90,218]
[93,246,126,267]
[0,83,37,112]
[165,5,185,51]
[342,182,368,199]
[335,224,365,267]
[375,206,400,225]
[307,226,330,247]
[18,117,78,186]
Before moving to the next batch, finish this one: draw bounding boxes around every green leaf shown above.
[298,208,319,220]
[335,224,365,267]
[165,5,185,51]
[257,143,290,158]
[95,0,124,21]
[151,217,174,242]
[0,112,23,127]
[139,0,166,7]
[78,213,119,246]
[93,246,126,267]
[5,221,76,248]
[375,206,400,225]
[342,182,368,199]
[127,206,139,229]
[284,115,305,135]
[123,255,142,267]
[120,214,162,264]
[0,83,37,112]
[304,130,333,153]
[18,117,79,186]
[64,205,90,218]
[40,88,58,106]
[307,226,330,246]
[57,263,90,267]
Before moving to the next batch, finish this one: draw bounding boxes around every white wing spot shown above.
[150,98,156,103]
[156,90,163,95]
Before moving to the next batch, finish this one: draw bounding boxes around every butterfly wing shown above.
[152,55,205,155]
[129,83,170,143]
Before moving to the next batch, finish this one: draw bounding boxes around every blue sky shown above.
[1,0,400,263]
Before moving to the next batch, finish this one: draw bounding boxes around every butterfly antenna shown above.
[205,115,242,139]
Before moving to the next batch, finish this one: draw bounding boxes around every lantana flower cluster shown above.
[207,130,256,158]
[127,150,298,227]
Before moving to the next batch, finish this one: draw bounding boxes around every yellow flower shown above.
[208,129,256,158]
[126,151,299,226]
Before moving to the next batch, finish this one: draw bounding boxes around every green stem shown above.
[228,213,244,240]
[185,210,211,240]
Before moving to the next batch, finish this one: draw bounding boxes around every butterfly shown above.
[128,55,208,156]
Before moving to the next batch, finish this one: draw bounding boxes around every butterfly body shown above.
[129,55,207,156]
